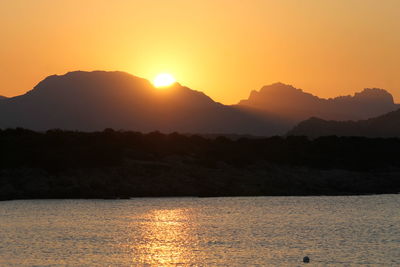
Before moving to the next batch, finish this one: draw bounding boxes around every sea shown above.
[0,195,399,266]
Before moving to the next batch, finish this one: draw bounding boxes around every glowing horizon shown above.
[0,0,399,104]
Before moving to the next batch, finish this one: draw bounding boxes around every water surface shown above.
[0,195,399,266]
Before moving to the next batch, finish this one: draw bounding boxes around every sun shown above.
[153,73,176,88]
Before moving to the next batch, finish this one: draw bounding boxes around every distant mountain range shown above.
[237,82,399,122]
[0,71,398,136]
[288,109,400,138]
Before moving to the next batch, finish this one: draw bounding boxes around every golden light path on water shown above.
[126,208,197,266]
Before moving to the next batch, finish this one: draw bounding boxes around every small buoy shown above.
[303,256,310,263]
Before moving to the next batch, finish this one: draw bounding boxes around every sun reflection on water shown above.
[129,208,197,266]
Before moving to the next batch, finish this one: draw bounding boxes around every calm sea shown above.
[0,195,399,266]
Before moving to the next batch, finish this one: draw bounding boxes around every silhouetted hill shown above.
[2,73,397,136]
[288,108,400,138]
[0,71,286,135]
[0,96,6,99]
[1,129,399,200]
[237,83,398,123]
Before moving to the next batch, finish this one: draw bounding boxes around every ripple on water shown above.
[0,195,399,266]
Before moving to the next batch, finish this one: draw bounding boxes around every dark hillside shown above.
[1,128,399,200]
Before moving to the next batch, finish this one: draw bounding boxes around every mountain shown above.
[2,72,397,136]
[288,109,400,138]
[0,96,7,99]
[0,71,286,135]
[237,82,398,123]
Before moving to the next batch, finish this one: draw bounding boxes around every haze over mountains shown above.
[0,71,398,136]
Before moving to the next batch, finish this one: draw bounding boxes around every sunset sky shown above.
[1,0,399,104]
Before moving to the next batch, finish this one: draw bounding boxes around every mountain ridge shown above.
[288,108,400,138]
[1,71,398,136]
[237,82,398,122]
[0,71,285,135]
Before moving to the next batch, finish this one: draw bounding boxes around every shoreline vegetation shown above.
[1,128,399,201]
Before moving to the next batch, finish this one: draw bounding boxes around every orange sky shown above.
[0,0,399,104]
